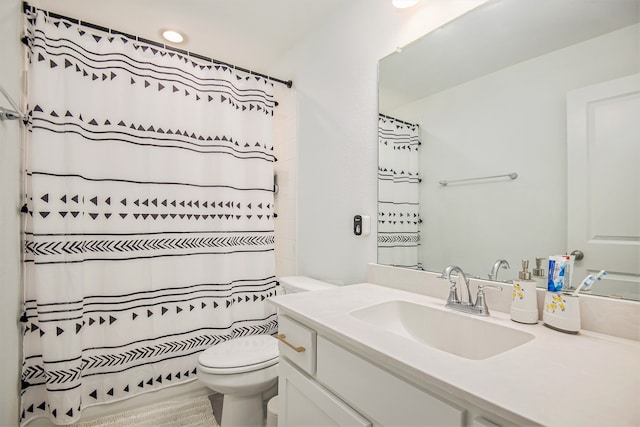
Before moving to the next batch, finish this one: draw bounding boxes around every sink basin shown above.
[350,300,534,360]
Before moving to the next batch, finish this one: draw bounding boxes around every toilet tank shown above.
[278,276,336,294]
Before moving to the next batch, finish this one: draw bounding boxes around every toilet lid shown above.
[198,335,278,372]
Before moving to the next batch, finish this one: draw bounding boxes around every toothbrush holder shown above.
[542,291,580,334]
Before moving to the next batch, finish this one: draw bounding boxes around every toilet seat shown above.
[198,335,279,374]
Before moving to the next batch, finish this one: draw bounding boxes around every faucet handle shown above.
[474,284,503,316]
[446,284,460,305]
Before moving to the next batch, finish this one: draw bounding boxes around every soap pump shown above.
[532,257,546,287]
[510,259,539,324]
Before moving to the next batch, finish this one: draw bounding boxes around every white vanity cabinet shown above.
[272,283,640,426]
[277,315,371,427]
[277,314,509,427]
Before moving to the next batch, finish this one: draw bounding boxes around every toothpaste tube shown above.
[547,255,572,292]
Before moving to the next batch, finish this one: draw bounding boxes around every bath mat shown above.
[70,395,219,427]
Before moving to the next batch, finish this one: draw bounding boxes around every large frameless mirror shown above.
[377,0,640,301]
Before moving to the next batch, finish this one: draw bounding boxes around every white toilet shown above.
[196,276,336,427]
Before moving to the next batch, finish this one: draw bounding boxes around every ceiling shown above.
[29,0,345,75]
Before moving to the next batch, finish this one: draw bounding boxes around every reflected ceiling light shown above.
[392,0,419,8]
[162,30,184,43]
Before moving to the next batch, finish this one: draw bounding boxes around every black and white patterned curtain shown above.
[20,5,278,425]
[377,115,421,269]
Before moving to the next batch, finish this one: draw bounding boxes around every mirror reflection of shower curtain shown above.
[377,115,421,269]
[20,6,278,425]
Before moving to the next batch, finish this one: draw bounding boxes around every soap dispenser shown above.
[510,259,539,324]
[532,257,546,288]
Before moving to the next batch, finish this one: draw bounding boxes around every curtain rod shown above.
[379,113,419,127]
[22,2,293,89]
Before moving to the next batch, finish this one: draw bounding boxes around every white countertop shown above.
[269,283,640,427]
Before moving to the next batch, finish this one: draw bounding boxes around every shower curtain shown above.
[377,115,421,269]
[20,5,278,425]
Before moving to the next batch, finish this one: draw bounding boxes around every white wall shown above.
[390,24,638,280]
[268,0,487,284]
[0,0,24,424]
[273,84,298,277]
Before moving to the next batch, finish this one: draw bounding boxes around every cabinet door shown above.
[279,358,371,427]
[316,336,466,427]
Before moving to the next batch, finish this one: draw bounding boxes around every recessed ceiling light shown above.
[162,30,184,43]
[392,0,419,8]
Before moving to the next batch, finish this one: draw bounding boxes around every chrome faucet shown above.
[488,259,510,281]
[439,265,502,316]
[439,265,472,305]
